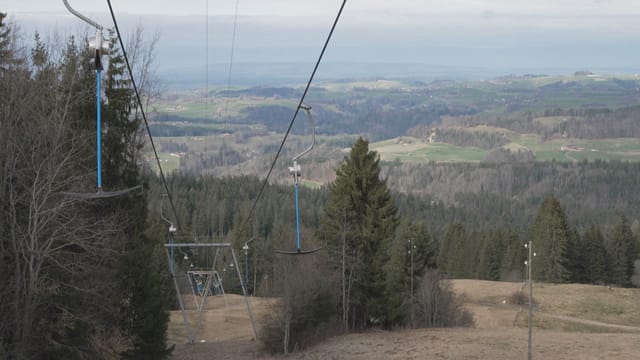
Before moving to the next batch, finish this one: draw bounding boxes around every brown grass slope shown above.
[169,280,640,359]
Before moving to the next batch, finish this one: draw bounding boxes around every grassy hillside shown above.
[169,280,640,359]
[371,135,640,163]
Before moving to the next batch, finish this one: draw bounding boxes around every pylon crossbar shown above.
[165,243,232,248]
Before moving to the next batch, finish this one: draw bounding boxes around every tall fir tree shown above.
[319,137,398,329]
[582,224,607,285]
[499,229,524,281]
[384,221,436,326]
[566,226,586,283]
[438,222,466,277]
[606,215,635,287]
[530,194,571,283]
[476,229,506,281]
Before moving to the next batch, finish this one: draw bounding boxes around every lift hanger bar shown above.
[62,0,104,30]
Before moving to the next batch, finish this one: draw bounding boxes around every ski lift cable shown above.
[235,0,347,242]
[105,0,183,231]
[205,0,209,130]
[223,0,241,122]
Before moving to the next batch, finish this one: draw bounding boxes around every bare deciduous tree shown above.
[412,271,474,328]
[0,24,134,359]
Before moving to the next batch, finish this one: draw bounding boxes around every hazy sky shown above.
[5,0,640,80]
[8,0,640,24]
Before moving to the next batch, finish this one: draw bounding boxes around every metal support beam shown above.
[164,243,232,248]
[165,247,194,344]
[527,240,533,360]
[231,247,258,340]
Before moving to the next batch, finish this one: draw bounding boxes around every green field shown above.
[155,96,296,120]
[372,135,640,163]
[372,138,488,163]
[154,152,181,174]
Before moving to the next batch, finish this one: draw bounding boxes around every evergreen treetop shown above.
[531,194,571,283]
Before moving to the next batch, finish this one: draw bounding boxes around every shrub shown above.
[507,290,537,306]
[411,270,474,328]
[260,256,340,354]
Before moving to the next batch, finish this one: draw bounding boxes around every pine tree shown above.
[319,137,398,329]
[438,222,466,277]
[566,226,586,283]
[385,221,436,326]
[476,229,505,281]
[607,215,635,287]
[499,230,524,281]
[582,224,607,285]
[531,194,571,283]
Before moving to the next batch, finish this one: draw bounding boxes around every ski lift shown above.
[276,105,322,255]
[60,0,141,199]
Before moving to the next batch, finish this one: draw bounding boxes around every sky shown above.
[4,0,640,83]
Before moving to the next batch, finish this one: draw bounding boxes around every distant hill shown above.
[152,74,640,140]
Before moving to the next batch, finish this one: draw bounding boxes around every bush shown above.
[411,270,474,328]
[260,256,340,354]
[632,260,640,288]
[507,290,537,306]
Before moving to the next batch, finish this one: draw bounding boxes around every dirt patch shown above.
[168,294,275,345]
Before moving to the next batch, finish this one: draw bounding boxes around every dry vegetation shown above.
[168,280,640,359]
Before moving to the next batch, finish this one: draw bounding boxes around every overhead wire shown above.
[235,0,347,241]
[205,0,209,132]
[105,0,183,232]
[223,0,241,125]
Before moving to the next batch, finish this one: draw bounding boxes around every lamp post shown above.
[230,263,235,290]
[243,236,255,294]
[222,267,226,287]
[408,239,417,326]
[524,241,536,360]
[408,239,416,299]
[243,244,249,290]
[169,224,177,274]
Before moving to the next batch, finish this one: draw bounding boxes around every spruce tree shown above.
[531,194,571,283]
[385,221,436,326]
[319,137,398,329]
[566,226,586,283]
[499,230,524,281]
[476,229,505,281]
[438,222,466,277]
[607,215,635,287]
[582,224,607,284]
